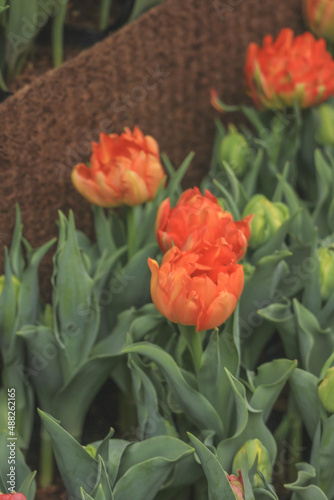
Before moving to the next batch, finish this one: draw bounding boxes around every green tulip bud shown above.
[83,444,97,458]
[243,262,256,284]
[318,367,334,413]
[315,104,334,146]
[318,245,334,301]
[232,439,272,488]
[219,124,250,177]
[242,195,290,249]
[0,274,21,300]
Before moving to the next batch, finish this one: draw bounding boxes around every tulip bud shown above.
[318,245,334,301]
[228,471,245,500]
[83,444,97,458]
[303,0,334,43]
[318,367,334,413]
[242,195,290,249]
[232,439,272,488]
[219,125,250,177]
[315,104,334,146]
[0,275,21,300]
[243,262,255,284]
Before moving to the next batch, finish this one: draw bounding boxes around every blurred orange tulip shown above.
[155,187,251,261]
[72,126,166,207]
[303,0,334,43]
[148,244,244,331]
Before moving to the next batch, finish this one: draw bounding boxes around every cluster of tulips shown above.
[2,0,334,499]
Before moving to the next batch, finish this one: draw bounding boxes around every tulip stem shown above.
[39,424,54,488]
[126,206,136,260]
[179,324,202,374]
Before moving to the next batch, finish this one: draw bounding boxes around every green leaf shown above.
[9,204,24,278]
[289,369,320,440]
[318,415,334,497]
[285,462,328,500]
[38,410,98,500]
[52,211,99,377]
[188,434,236,500]
[17,326,63,413]
[239,251,291,368]
[122,343,224,438]
[89,439,131,488]
[0,433,36,500]
[52,355,120,440]
[163,152,195,206]
[249,359,297,422]
[128,355,173,439]
[250,210,301,265]
[127,0,164,21]
[18,237,56,327]
[258,301,298,359]
[113,447,192,500]
[106,243,159,317]
[118,436,194,477]
[293,299,334,376]
[92,206,118,255]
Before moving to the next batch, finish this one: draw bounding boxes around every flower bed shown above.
[3,1,332,500]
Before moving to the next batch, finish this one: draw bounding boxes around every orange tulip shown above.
[244,28,334,109]
[148,244,244,331]
[155,187,251,261]
[72,126,166,207]
[303,0,334,43]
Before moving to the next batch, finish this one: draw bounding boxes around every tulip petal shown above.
[71,164,113,207]
[122,169,149,206]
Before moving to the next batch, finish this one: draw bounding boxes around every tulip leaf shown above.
[318,415,334,497]
[128,355,173,439]
[248,359,297,422]
[18,237,56,327]
[250,211,300,265]
[117,436,195,478]
[258,301,298,359]
[8,204,25,279]
[0,249,18,352]
[17,325,63,413]
[92,206,118,255]
[39,410,99,500]
[289,368,320,440]
[122,343,224,438]
[293,299,334,377]
[188,433,236,500]
[90,457,114,500]
[278,178,314,243]
[216,372,276,472]
[106,243,159,317]
[113,454,189,500]
[162,152,195,206]
[243,149,264,200]
[128,0,164,21]
[52,211,100,377]
[52,354,120,440]
[0,433,36,500]
[285,462,328,500]
[212,176,240,220]
[88,439,131,488]
[239,251,291,368]
[313,150,332,234]
[81,489,95,500]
